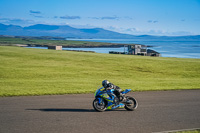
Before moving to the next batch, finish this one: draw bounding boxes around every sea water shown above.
[27,39,200,59]
[65,39,200,59]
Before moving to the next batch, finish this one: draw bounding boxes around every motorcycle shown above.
[93,87,138,112]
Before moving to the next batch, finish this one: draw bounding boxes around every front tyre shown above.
[93,98,107,112]
[125,96,138,111]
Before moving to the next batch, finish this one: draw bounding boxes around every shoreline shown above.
[22,44,153,48]
[25,44,127,48]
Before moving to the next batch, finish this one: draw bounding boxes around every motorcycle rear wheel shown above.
[93,98,107,112]
[124,96,138,111]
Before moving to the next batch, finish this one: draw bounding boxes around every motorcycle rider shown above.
[102,80,122,106]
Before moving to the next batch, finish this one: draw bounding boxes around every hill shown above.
[0,23,135,39]
[0,23,200,40]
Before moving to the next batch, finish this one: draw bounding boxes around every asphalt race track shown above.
[0,90,200,133]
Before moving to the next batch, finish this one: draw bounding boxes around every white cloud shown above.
[147,20,159,23]
[89,16,133,20]
[89,16,119,20]
[103,26,193,36]
[0,18,36,26]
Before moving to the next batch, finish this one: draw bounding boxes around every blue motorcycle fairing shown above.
[107,102,125,109]
[94,87,130,110]
[107,89,115,93]
[121,89,131,94]
[95,88,115,102]
[97,97,102,104]
[94,87,104,96]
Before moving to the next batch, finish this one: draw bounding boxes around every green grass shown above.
[0,37,122,47]
[174,129,200,133]
[0,46,200,96]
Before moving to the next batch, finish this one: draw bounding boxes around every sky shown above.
[0,0,200,36]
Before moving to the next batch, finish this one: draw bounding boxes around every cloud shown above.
[147,20,158,23]
[106,26,164,36]
[89,17,99,19]
[89,16,133,20]
[90,16,119,20]
[29,10,43,18]
[68,24,96,29]
[125,28,137,32]
[0,18,36,26]
[30,14,44,18]
[168,31,193,36]
[29,10,41,14]
[60,15,81,19]
[101,16,119,20]
[123,16,133,20]
[123,28,193,36]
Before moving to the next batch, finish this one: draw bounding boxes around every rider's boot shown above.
[112,97,120,109]
[117,93,124,102]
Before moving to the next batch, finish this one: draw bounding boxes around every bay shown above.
[66,39,200,59]
[27,39,200,59]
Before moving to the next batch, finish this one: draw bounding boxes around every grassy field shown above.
[0,46,200,96]
[0,36,122,47]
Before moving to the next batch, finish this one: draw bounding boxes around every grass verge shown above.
[0,46,200,96]
[173,129,200,133]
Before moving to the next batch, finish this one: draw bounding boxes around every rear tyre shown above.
[93,98,107,112]
[124,96,138,111]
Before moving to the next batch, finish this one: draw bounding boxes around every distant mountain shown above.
[0,23,135,39]
[0,23,200,40]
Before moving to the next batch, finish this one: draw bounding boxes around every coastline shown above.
[21,43,153,48]
[1,36,200,59]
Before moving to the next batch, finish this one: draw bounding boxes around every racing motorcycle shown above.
[93,87,138,112]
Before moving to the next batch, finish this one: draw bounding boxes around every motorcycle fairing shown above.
[99,92,113,102]
[94,87,104,96]
[107,103,125,109]
[121,89,131,94]
[94,87,126,110]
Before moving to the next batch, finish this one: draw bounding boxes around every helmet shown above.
[107,83,113,88]
[102,80,109,88]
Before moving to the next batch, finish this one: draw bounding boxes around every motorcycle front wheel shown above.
[93,98,107,112]
[124,96,138,111]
